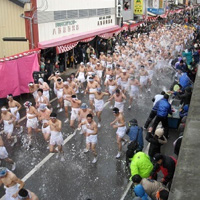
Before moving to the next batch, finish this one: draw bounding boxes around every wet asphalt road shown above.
[0,67,179,200]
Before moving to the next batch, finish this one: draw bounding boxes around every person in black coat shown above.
[177,86,192,105]
[151,154,177,190]
[146,128,167,160]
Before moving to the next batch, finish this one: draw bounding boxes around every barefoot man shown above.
[0,167,24,200]
[110,107,127,159]
[78,114,98,163]
[0,107,17,147]
[63,81,75,123]
[7,94,23,133]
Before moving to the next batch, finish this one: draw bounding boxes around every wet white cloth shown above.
[3,120,14,134]
[43,90,49,101]
[89,88,97,101]
[130,85,139,97]
[77,72,86,83]
[116,126,126,138]
[71,108,80,121]
[140,76,148,86]
[114,101,124,112]
[50,131,63,146]
[5,184,18,200]
[9,107,20,122]
[86,126,97,144]
[0,146,8,159]
[94,99,104,112]
[26,113,38,129]
[57,88,63,99]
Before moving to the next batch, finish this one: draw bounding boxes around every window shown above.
[54,11,66,21]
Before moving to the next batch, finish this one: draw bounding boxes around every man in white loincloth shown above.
[139,65,149,92]
[55,78,64,113]
[119,69,130,94]
[0,107,17,147]
[24,101,39,149]
[108,89,126,113]
[89,88,109,127]
[78,103,93,135]
[65,95,81,129]
[78,114,98,163]
[43,113,65,161]
[35,89,49,110]
[0,136,16,171]
[76,62,86,93]
[0,167,24,200]
[28,82,39,101]
[38,78,50,101]
[7,94,23,133]
[128,76,140,109]
[110,107,127,159]
[38,104,51,148]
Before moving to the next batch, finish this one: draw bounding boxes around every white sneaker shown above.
[79,130,83,135]
[109,105,113,109]
[57,104,60,108]
[56,154,59,159]
[83,148,89,153]
[116,152,121,159]
[60,155,65,162]
[46,146,49,150]
[11,162,16,171]
[98,123,101,128]
[81,90,84,94]
[64,118,69,123]
[58,108,63,113]
[76,90,79,94]
[92,157,97,164]
[148,88,151,92]
[128,105,131,109]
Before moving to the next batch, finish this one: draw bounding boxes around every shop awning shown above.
[38,25,121,49]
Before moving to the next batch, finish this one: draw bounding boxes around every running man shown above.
[0,107,17,146]
[65,95,81,129]
[89,88,109,127]
[38,78,50,101]
[0,167,24,200]
[38,104,51,148]
[35,89,49,110]
[78,103,93,135]
[139,65,149,92]
[24,101,39,149]
[0,136,16,171]
[7,94,23,133]
[76,62,86,93]
[85,77,99,111]
[55,78,64,112]
[78,114,98,163]
[48,71,61,95]
[28,82,39,101]
[44,113,64,161]
[119,69,130,94]
[108,89,126,113]
[63,81,75,123]
[110,107,127,159]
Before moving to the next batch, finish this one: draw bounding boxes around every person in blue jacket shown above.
[179,104,189,118]
[152,94,172,138]
[179,72,192,90]
[126,119,144,152]
[134,184,149,200]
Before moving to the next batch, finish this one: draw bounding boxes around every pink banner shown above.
[0,54,39,98]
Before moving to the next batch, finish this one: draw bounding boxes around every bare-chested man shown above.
[67,77,78,94]
[56,78,64,112]
[28,82,39,101]
[65,95,81,129]
[119,69,130,94]
[78,103,93,135]
[0,136,16,171]
[63,81,75,123]
[99,52,106,67]
[85,63,94,82]
[78,114,98,163]
[128,76,140,109]
[95,62,104,80]
[24,101,39,149]
[38,78,50,101]
[17,188,39,200]
[35,89,49,110]
[0,107,17,146]
[104,66,114,85]
[139,65,149,92]
[7,94,23,133]
[38,104,51,147]
[0,167,24,200]
[75,62,86,93]
[85,77,99,111]
[48,71,61,95]
[44,113,64,161]
[90,88,109,127]
[110,107,127,158]
[108,89,126,113]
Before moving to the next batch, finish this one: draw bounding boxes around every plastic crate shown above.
[168,117,180,129]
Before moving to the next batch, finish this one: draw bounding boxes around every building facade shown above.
[0,0,29,58]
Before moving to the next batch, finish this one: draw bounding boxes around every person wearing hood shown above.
[146,128,167,160]
[179,104,189,118]
[134,184,149,200]
[130,152,153,179]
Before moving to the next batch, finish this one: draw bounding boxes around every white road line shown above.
[0,132,76,200]
[119,142,150,200]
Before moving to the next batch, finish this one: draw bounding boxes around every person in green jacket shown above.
[130,152,153,179]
